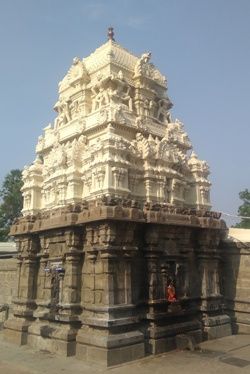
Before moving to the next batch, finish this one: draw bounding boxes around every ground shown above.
[0,332,250,374]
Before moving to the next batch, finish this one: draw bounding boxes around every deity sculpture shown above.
[134,52,152,76]
[157,99,172,123]
[166,280,177,303]
[54,99,71,128]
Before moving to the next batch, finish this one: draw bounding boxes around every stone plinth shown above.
[4,201,231,366]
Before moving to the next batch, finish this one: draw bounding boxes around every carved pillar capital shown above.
[65,227,82,251]
[18,235,40,259]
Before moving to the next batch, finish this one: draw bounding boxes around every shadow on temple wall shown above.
[220,232,250,334]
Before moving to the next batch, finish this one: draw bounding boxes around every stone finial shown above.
[108,27,115,41]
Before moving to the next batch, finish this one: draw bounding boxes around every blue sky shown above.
[0,0,249,225]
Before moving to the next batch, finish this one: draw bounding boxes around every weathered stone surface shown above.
[4,319,30,345]
[5,204,231,366]
[0,243,18,326]
[27,322,77,356]
[202,315,232,339]
[175,334,198,351]
[221,228,250,335]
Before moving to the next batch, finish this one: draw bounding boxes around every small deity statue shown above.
[92,86,109,111]
[70,100,79,117]
[58,57,89,91]
[157,99,172,123]
[166,280,177,302]
[140,52,151,64]
[109,72,133,111]
[134,52,152,76]
[91,74,110,111]
[122,86,133,111]
[61,100,71,122]
[54,98,71,128]
[117,70,123,80]
[69,57,86,81]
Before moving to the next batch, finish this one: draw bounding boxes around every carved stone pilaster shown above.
[4,235,39,345]
[144,225,161,300]
[175,227,194,300]
[57,228,83,321]
[13,236,39,316]
[196,229,222,310]
[59,251,82,320]
[33,254,50,319]
[196,229,231,339]
[76,221,145,366]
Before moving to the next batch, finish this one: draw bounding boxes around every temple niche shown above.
[5,29,231,367]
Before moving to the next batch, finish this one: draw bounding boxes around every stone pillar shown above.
[134,86,144,116]
[76,221,145,366]
[4,235,39,345]
[145,226,162,302]
[145,178,154,202]
[144,225,170,354]
[28,228,83,356]
[197,229,231,339]
[158,180,165,203]
[33,235,50,319]
[59,228,82,320]
[176,227,193,300]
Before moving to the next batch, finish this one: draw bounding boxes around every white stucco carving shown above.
[22,37,211,215]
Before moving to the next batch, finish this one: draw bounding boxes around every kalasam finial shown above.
[108,27,115,41]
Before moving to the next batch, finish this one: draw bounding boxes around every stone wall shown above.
[0,243,17,326]
[3,202,233,366]
[3,223,250,365]
[221,228,250,334]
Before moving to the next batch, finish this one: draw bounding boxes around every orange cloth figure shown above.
[166,282,177,302]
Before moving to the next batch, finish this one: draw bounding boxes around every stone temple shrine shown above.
[5,29,232,366]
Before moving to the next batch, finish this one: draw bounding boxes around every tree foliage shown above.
[235,189,250,229]
[0,169,23,241]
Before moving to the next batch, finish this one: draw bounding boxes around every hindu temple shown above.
[4,28,232,366]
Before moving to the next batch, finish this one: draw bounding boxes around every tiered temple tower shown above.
[21,29,210,216]
[5,29,231,366]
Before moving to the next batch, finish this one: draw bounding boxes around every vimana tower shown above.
[5,29,231,366]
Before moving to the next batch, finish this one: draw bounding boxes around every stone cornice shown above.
[10,201,226,236]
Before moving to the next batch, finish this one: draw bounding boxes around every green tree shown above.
[0,169,23,241]
[235,189,250,229]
